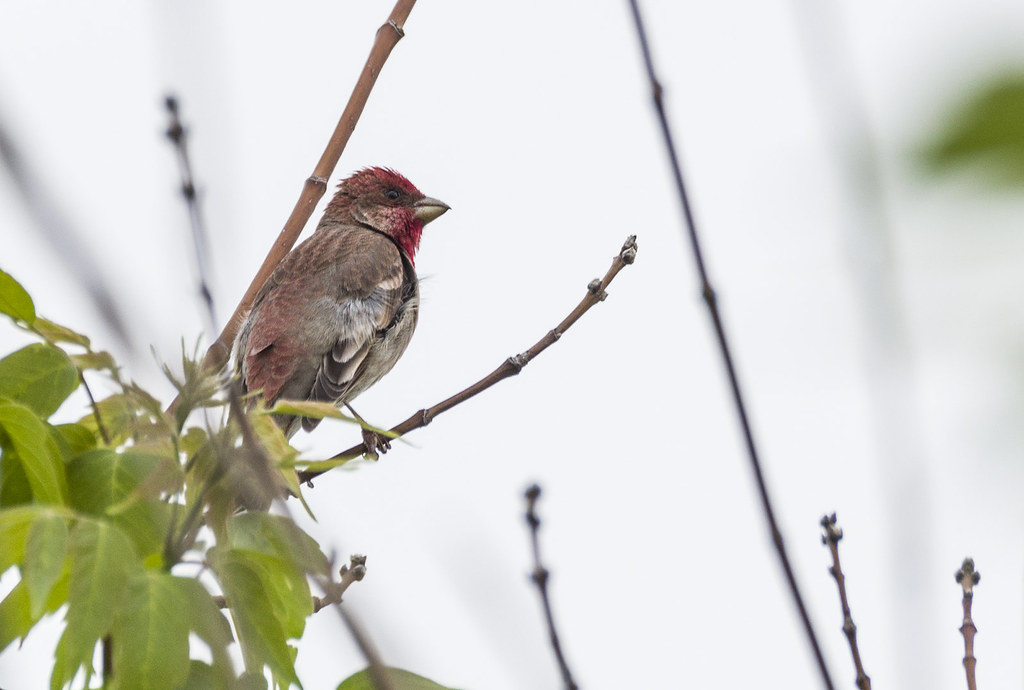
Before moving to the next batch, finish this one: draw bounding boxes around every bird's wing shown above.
[308,248,407,404]
[240,227,409,411]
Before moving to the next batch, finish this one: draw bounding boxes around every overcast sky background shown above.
[2,1,1024,688]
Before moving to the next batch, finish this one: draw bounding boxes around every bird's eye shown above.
[385,188,400,201]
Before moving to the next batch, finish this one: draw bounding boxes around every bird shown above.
[233,167,449,452]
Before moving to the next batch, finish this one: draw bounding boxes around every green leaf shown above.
[0,268,35,324]
[266,400,357,424]
[0,399,68,505]
[69,350,117,372]
[177,577,235,686]
[32,317,91,347]
[0,343,79,417]
[0,580,32,652]
[182,660,238,690]
[337,668,460,690]
[0,570,68,653]
[922,73,1024,185]
[53,519,140,689]
[23,513,69,618]
[110,572,192,690]
[0,450,32,507]
[212,516,326,684]
[53,423,98,458]
[67,449,173,559]
[227,512,329,577]
[210,547,303,688]
[77,393,138,446]
[0,505,42,573]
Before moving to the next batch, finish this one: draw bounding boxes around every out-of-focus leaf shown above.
[0,398,68,505]
[181,661,218,690]
[291,456,355,474]
[266,400,357,424]
[180,426,208,457]
[228,512,329,577]
[0,268,35,324]
[922,74,1024,185]
[0,505,49,573]
[163,346,225,431]
[249,410,298,466]
[247,413,311,518]
[0,580,32,652]
[24,513,68,618]
[52,423,97,458]
[0,451,32,507]
[68,351,117,372]
[32,317,90,347]
[337,668,460,690]
[67,449,173,559]
[52,519,140,689]
[0,344,78,417]
[178,577,234,684]
[111,572,192,690]
[77,393,137,446]
[0,569,68,653]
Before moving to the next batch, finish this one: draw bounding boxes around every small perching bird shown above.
[233,167,449,448]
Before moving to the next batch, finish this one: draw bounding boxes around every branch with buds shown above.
[298,235,638,484]
[820,513,871,690]
[524,484,579,690]
[212,554,368,612]
[955,558,980,690]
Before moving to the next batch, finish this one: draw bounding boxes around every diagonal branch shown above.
[199,0,419,373]
[298,235,637,484]
[624,2,835,688]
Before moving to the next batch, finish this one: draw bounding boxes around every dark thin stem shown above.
[297,236,637,484]
[102,635,113,682]
[955,558,980,690]
[76,369,110,445]
[625,3,835,689]
[334,605,394,690]
[165,95,218,336]
[524,485,578,690]
[821,514,871,690]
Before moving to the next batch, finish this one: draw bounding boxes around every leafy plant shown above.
[0,267,455,689]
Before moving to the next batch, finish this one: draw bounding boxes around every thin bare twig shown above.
[524,485,579,690]
[298,235,637,484]
[164,95,218,336]
[955,558,980,690]
[624,3,835,688]
[198,0,419,374]
[821,514,871,690]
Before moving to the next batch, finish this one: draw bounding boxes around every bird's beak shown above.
[413,196,450,225]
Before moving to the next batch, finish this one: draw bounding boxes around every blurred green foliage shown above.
[922,72,1024,186]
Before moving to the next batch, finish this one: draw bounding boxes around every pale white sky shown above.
[2,1,1024,689]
